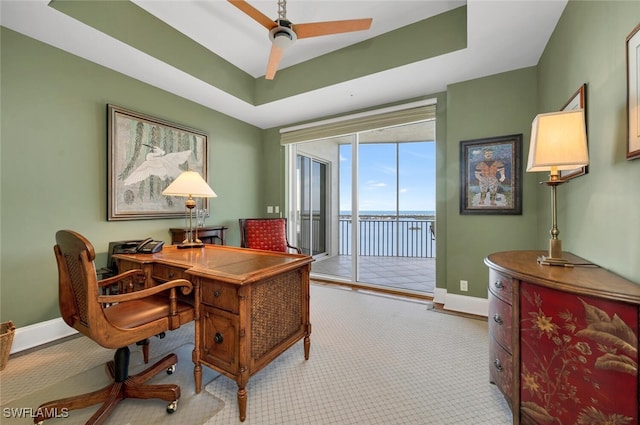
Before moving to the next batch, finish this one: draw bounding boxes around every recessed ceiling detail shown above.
[1,0,567,129]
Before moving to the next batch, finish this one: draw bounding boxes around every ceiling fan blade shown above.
[265,44,284,80]
[228,0,277,30]
[293,18,372,39]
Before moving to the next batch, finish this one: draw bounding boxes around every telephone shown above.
[115,238,164,254]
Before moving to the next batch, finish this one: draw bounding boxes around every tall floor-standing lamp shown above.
[162,170,217,249]
[526,109,589,266]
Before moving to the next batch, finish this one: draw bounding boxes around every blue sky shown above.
[340,142,436,212]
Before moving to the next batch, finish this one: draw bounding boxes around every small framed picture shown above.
[460,134,522,215]
[107,105,209,220]
[626,23,640,160]
[559,84,588,180]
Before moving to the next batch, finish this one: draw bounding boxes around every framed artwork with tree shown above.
[107,104,209,220]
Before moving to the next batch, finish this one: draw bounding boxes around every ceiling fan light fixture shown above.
[269,25,297,49]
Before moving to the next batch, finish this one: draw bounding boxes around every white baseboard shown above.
[433,288,488,317]
[10,318,78,354]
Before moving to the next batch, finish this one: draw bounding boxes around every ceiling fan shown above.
[228,0,373,80]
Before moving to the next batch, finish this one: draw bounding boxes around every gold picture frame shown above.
[626,23,640,160]
[559,84,588,180]
[107,104,209,220]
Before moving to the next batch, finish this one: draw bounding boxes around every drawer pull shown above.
[494,279,503,289]
[214,332,224,344]
[494,359,503,372]
[493,314,503,325]
[213,290,221,298]
[168,271,175,279]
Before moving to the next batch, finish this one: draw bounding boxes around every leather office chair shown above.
[34,230,195,425]
[239,218,301,254]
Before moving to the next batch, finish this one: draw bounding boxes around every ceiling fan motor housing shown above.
[269,19,297,49]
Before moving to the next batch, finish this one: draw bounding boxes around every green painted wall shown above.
[0,28,264,327]
[534,0,640,281]
[445,68,540,298]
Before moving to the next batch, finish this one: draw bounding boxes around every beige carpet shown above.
[2,284,512,424]
[1,343,223,425]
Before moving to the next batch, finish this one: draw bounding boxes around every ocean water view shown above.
[340,210,436,219]
[337,211,436,257]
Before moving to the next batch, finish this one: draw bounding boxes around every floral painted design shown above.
[520,283,637,425]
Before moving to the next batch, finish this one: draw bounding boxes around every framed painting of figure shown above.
[460,134,522,215]
[107,104,209,220]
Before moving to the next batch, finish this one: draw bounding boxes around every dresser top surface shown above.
[485,250,640,304]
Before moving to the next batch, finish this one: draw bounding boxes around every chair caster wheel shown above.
[167,364,176,375]
[167,400,178,413]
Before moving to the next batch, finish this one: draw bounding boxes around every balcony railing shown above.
[339,215,435,258]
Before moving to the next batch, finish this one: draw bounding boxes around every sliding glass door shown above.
[296,154,328,257]
[287,120,436,294]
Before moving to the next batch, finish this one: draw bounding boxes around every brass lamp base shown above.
[537,255,571,266]
[177,241,204,249]
[177,197,203,249]
[537,238,573,267]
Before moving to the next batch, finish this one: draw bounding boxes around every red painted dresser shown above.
[485,251,640,425]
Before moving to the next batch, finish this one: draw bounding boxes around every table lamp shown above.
[162,170,217,249]
[526,109,589,266]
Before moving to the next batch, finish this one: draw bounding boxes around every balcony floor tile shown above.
[311,255,435,294]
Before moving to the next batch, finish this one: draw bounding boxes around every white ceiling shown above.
[0,0,567,129]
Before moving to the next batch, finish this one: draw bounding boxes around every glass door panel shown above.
[296,152,328,257]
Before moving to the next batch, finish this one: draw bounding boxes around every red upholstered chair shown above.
[35,230,195,424]
[239,218,301,254]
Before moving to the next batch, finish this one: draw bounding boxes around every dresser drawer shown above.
[201,306,238,374]
[152,264,186,281]
[489,341,513,407]
[201,280,238,313]
[488,269,513,303]
[488,292,512,352]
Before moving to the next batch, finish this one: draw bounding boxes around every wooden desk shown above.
[169,225,228,245]
[114,245,313,422]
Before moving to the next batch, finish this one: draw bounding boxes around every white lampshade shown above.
[162,171,217,198]
[527,109,589,172]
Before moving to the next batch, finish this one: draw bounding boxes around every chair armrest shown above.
[97,269,145,288]
[287,243,302,254]
[98,279,193,304]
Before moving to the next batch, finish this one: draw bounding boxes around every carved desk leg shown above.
[237,386,247,422]
[192,277,203,393]
[304,332,311,360]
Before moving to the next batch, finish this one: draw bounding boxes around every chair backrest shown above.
[239,218,297,253]
[54,230,103,340]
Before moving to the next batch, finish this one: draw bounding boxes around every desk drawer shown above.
[201,306,238,374]
[152,264,186,281]
[488,292,512,353]
[201,281,238,313]
[488,269,513,304]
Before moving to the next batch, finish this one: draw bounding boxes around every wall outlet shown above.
[267,206,274,213]
[275,206,280,213]
[460,280,468,292]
